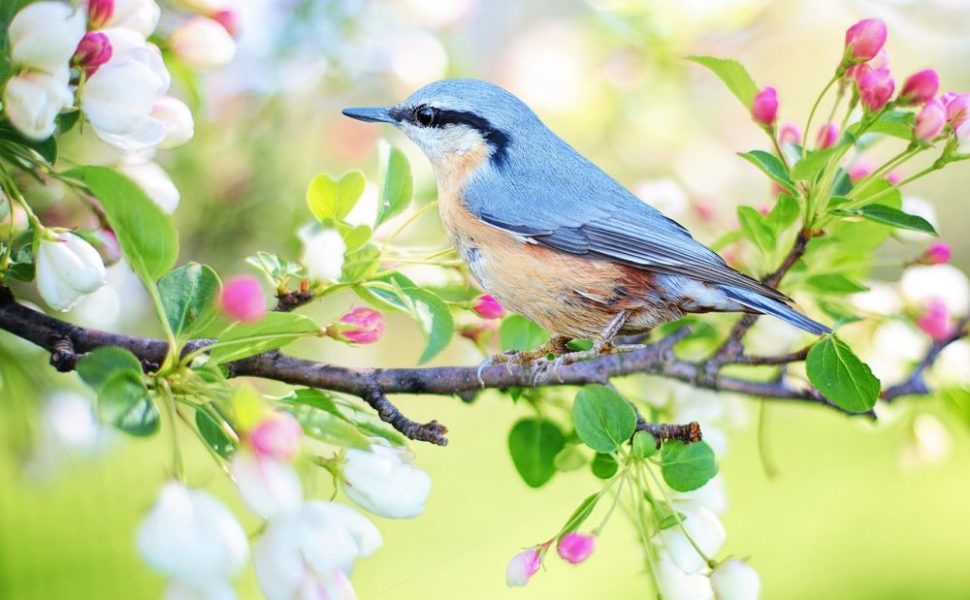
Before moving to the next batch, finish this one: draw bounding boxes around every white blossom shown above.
[657,500,725,574]
[8,1,85,73]
[711,559,761,600]
[900,264,969,315]
[654,549,714,600]
[81,28,170,150]
[153,96,195,149]
[119,159,181,213]
[230,448,302,518]
[170,16,237,71]
[342,439,432,519]
[300,226,346,282]
[3,67,73,140]
[36,232,107,311]
[253,502,380,600]
[93,0,162,37]
[136,482,248,588]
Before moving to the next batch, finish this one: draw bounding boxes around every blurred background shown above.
[2,0,970,598]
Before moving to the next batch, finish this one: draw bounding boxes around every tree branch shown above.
[882,314,970,402]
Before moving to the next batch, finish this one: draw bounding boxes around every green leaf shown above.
[377,145,413,226]
[686,56,759,109]
[738,150,796,194]
[849,109,915,141]
[400,287,454,363]
[64,166,178,284]
[283,389,406,446]
[559,493,600,539]
[508,418,566,488]
[196,407,236,459]
[499,315,550,352]
[791,148,836,182]
[285,403,370,450]
[806,335,880,412]
[338,223,372,252]
[572,385,637,453]
[941,388,970,429]
[855,204,938,235]
[591,452,618,479]
[158,263,221,340]
[632,430,657,458]
[306,171,366,222]
[659,440,718,492]
[553,445,588,472]
[341,244,381,282]
[209,312,320,365]
[76,347,159,436]
[766,194,801,232]
[805,274,869,294]
[0,122,56,163]
[737,206,776,253]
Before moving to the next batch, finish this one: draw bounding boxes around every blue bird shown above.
[344,79,828,357]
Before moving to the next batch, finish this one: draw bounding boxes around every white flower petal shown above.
[230,449,303,518]
[9,2,85,73]
[657,501,725,574]
[342,439,432,519]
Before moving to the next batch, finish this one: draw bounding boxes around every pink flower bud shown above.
[87,0,114,29]
[778,123,801,147]
[914,98,946,141]
[335,307,385,344]
[506,548,541,587]
[916,298,953,341]
[86,228,122,266]
[72,32,112,77]
[557,533,595,564]
[858,67,895,112]
[220,276,267,323]
[472,294,505,319]
[750,87,778,127]
[922,242,952,265]
[249,412,303,462]
[956,121,970,155]
[899,69,939,106]
[844,19,887,62]
[886,170,902,185]
[816,122,839,149]
[848,161,872,182]
[941,92,970,128]
[212,8,239,37]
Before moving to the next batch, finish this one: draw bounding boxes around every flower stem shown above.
[803,75,840,160]
[160,383,185,482]
[643,462,715,568]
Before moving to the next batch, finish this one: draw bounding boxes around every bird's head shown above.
[343,79,539,174]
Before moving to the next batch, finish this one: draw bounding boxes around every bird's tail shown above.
[718,285,830,335]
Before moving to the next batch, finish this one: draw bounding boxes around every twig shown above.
[882,315,970,402]
[637,419,703,445]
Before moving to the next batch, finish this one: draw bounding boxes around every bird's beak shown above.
[341,107,396,124]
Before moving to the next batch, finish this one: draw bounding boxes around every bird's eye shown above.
[413,105,437,127]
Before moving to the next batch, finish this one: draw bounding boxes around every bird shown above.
[343,79,829,360]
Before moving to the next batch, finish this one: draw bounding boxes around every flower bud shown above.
[916,298,953,341]
[847,161,872,182]
[170,16,236,71]
[557,532,595,564]
[815,122,839,149]
[920,242,951,265]
[777,123,801,147]
[657,501,726,574]
[711,559,762,600]
[914,98,945,141]
[9,1,86,73]
[844,19,887,63]
[249,412,303,462]
[84,228,123,266]
[750,87,778,127]
[858,67,895,112]
[300,226,345,282]
[957,121,970,155]
[87,0,114,29]
[332,307,385,344]
[36,232,108,311]
[4,69,74,141]
[342,439,431,518]
[899,69,939,106]
[73,32,113,77]
[472,294,505,319]
[152,96,195,149]
[213,8,240,37]
[220,275,267,323]
[506,548,541,587]
[136,482,248,587]
[118,160,180,214]
[655,550,715,600]
[941,92,970,128]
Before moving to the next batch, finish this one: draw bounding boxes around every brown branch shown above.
[275,290,315,313]
[637,419,703,445]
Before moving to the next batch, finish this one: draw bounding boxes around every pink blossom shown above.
[816,122,839,149]
[858,67,895,112]
[72,32,112,77]
[915,98,946,141]
[778,123,801,147]
[219,276,267,323]
[844,19,887,62]
[87,0,114,29]
[942,92,970,128]
[212,9,239,37]
[506,548,541,587]
[336,307,385,344]
[899,69,939,105]
[250,412,303,462]
[472,294,505,319]
[886,170,902,185]
[848,161,872,182]
[922,242,952,265]
[916,299,953,341]
[557,533,595,564]
[750,87,778,127]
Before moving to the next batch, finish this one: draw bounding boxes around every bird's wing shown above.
[464,156,790,303]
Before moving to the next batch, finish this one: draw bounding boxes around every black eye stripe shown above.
[392,106,511,168]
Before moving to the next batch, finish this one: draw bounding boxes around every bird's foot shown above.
[476,336,572,386]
